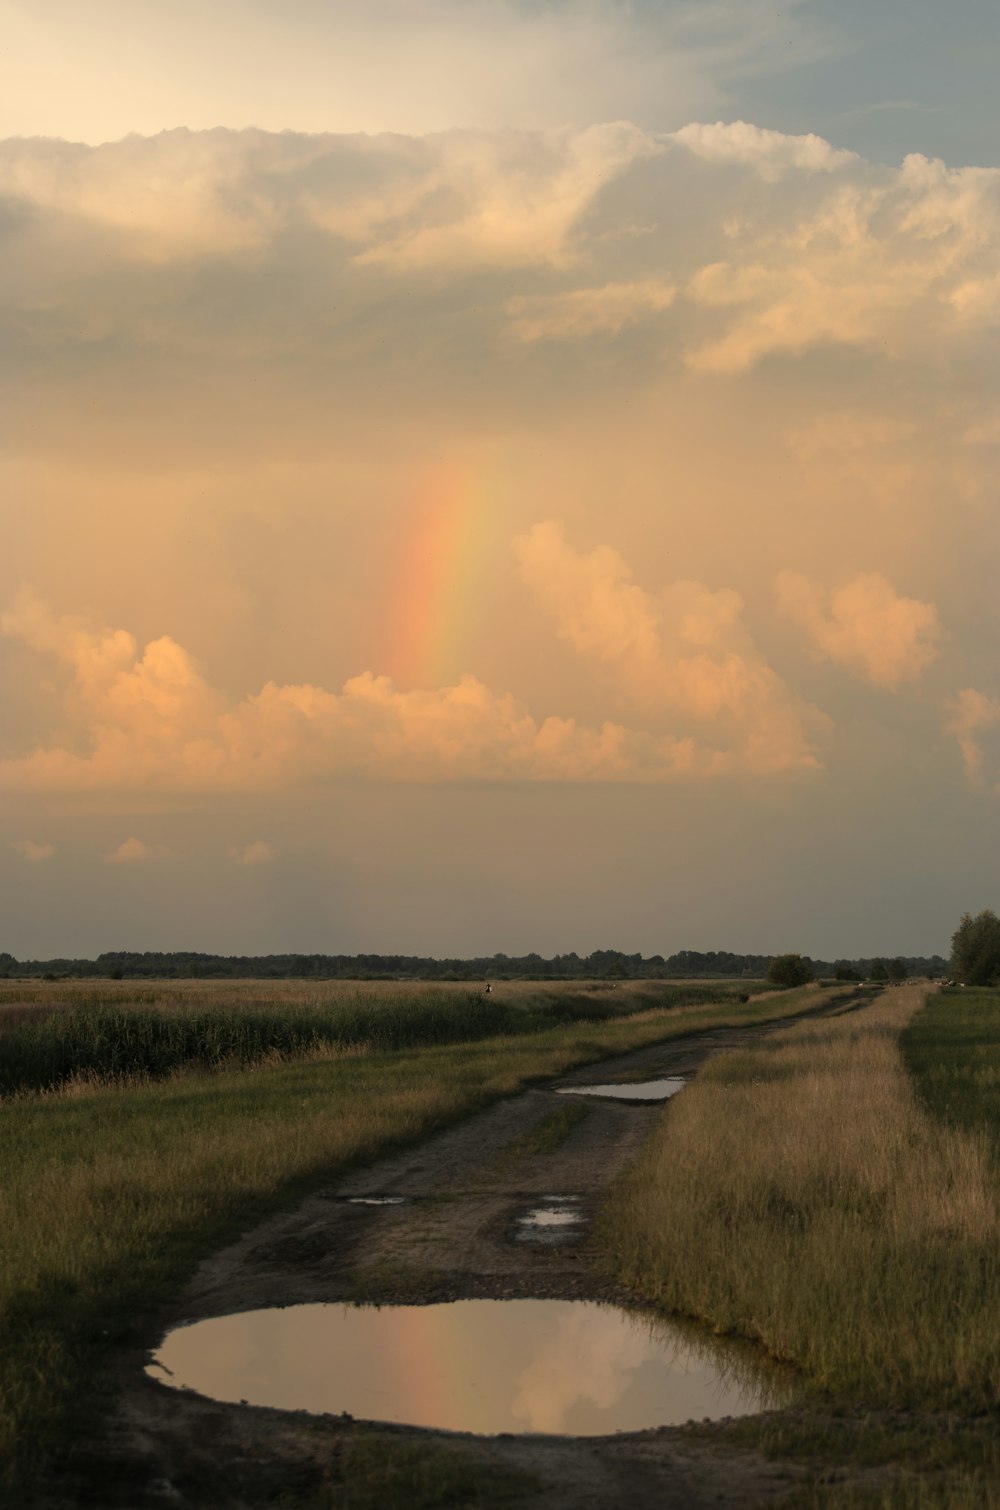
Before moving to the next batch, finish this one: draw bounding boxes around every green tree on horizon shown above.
[767,953,814,988]
[951,910,1000,985]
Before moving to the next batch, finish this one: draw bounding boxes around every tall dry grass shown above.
[604,985,1000,1407]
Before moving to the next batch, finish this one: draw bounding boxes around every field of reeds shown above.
[603,983,1000,1504]
[0,977,762,1097]
[0,976,797,1499]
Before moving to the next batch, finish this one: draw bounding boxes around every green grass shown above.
[902,987,1000,1150]
[500,1099,591,1156]
[0,981,827,1500]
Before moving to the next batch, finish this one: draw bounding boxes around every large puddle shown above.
[557,1077,686,1102]
[149,1299,790,1435]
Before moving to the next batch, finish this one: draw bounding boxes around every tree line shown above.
[0,947,948,982]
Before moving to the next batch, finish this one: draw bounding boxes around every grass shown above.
[601,982,1000,1506]
[499,1099,591,1157]
[303,1434,536,1508]
[902,987,1000,1152]
[604,984,1000,1407]
[0,977,765,1097]
[0,978,826,1500]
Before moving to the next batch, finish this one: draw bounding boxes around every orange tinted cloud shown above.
[105,837,166,864]
[11,839,55,862]
[514,522,825,773]
[682,152,1000,372]
[0,592,791,792]
[776,571,940,689]
[947,689,1000,790]
[506,280,676,342]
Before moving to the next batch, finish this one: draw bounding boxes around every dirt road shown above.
[97,992,872,1509]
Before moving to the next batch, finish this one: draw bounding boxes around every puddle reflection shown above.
[149,1299,791,1435]
[557,1078,686,1102]
[514,1200,583,1243]
[519,1208,580,1228]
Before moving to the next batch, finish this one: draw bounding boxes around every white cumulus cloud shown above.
[672,120,857,179]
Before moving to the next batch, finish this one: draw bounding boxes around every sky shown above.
[3,0,999,960]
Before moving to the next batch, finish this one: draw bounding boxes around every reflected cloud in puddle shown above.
[346,1196,407,1206]
[149,1299,792,1435]
[514,1198,583,1242]
[557,1078,686,1102]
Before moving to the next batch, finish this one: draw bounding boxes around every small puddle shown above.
[514,1197,583,1243]
[149,1299,791,1435]
[345,1196,407,1206]
[557,1078,686,1102]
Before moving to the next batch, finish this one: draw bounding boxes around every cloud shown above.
[11,839,55,862]
[0,590,798,791]
[506,280,676,342]
[5,126,1000,403]
[776,572,940,689]
[351,125,660,272]
[947,689,1000,790]
[514,522,826,773]
[0,124,658,271]
[232,840,274,866]
[672,120,856,179]
[683,152,1000,373]
[105,837,164,865]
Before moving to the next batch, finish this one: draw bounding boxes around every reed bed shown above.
[0,979,761,1097]
[603,985,1000,1409]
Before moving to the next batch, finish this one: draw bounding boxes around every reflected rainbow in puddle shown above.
[148,1299,793,1435]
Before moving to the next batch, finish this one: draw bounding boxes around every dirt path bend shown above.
[106,990,873,1510]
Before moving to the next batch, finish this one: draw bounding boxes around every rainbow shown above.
[377,462,498,689]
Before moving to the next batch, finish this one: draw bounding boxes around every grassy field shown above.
[0,977,763,1096]
[602,983,1000,1505]
[0,976,801,1499]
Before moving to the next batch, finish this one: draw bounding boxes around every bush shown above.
[767,953,814,988]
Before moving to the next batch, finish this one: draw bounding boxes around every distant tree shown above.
[835,965,862,982]
[870,959,890,982]
[889,958,909,981]
[767,953,814,988]
[951,910,1000,985]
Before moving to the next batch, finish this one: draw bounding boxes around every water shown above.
[346,1196,406,1206]
[148,1299,787,1435]
[557,1077,686,1102]
[514,1197,582,1242]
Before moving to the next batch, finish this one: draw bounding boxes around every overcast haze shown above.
[3,0,999,960]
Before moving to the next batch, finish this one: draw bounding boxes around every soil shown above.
[64,993,875,1508]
